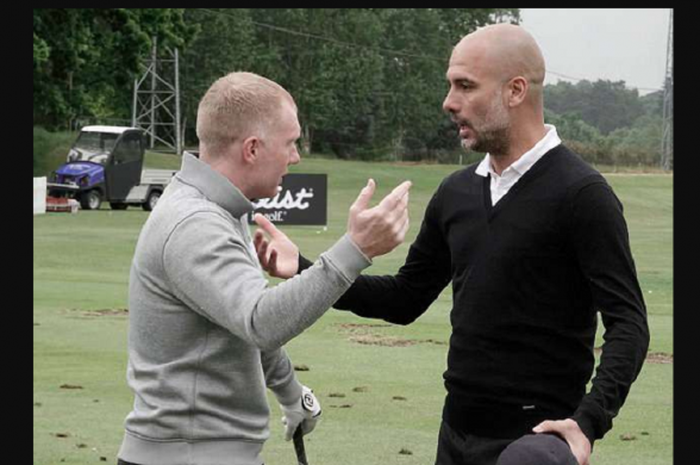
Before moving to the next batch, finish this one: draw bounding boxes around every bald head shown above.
[443,24,549,159]
[451,24,545,100]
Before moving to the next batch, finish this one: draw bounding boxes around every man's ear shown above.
[506,76,528,107]
[241,136,260,165]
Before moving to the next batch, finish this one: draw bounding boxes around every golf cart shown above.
[47,126,175,211]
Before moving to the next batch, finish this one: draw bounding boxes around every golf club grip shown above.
[293,427,308,465]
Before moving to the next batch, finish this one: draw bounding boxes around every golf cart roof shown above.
[81,125,140,134]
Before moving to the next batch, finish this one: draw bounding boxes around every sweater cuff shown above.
[298,254,314,274]
[272,376,304,407]
[320,233,372,283]
[570,403,604,447]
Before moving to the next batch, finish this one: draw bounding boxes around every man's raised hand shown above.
[253,213,299,279]
[347,179,411,259]
[254,179,412,279]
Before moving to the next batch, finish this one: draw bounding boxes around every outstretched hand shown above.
[347,178,411,259]
[253,213,299,279]
[254,178,412,277]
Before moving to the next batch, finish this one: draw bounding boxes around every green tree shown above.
[180,9,265,145]
[544,79,645,135]
[33,9,195,130]
[377,8,519,160]
[606,114,663,166]
[36,8,523,162]
[249,9,387,159]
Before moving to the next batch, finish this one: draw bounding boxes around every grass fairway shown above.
[34,156,672,465]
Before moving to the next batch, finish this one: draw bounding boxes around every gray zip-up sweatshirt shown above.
[118,153,371,465]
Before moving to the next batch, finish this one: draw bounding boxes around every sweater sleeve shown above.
[162,211,371,352]
[566,179,650,445]
[330,185,453,325]
[261,347,303,406]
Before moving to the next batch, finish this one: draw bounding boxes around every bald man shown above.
[256,24,649,465]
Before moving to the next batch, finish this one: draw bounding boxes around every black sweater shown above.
[302,145,649,444]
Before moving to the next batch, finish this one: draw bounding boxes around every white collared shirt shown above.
[475,124,562,205]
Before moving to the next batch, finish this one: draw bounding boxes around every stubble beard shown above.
[461,94,511,156]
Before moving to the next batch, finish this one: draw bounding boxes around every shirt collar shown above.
[475,124,562,178]
[175,152,254,218]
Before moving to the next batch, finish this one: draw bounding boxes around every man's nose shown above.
[442,89,458,114]
[289,147,301,165]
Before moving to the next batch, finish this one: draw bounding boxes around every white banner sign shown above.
[34,177,47,215]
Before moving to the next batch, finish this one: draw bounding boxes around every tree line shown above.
[34,9,668,167]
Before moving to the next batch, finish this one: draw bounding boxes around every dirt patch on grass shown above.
[82,308,129,317]
[63,308,129,318]
[349,334,447,347]
[338,323,392,330]
[594,348,672,364]
[645,352,673,364]
[337,323,447,348]
[349,334,418,347]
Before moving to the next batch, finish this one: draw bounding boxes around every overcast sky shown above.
[518,9,671,95]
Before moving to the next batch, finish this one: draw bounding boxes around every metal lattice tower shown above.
[132,37,182,155]
[661,9,673,171]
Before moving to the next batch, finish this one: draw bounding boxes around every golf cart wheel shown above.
[143,190,161,211]
[110,202,128,210]
[80,190,102,210]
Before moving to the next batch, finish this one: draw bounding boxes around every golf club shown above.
[293,426,308,465]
